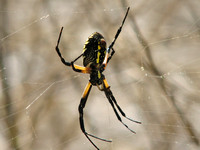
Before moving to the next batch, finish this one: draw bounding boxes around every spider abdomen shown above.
[83,32,107,67]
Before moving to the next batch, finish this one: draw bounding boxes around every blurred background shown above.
[0,0,200,150]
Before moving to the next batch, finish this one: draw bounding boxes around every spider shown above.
[55,7,141,150]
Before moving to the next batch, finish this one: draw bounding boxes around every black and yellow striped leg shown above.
[103,79,141,134]
[55,27,71,66]
[102,7,130,68]
[109,93,141,124]
[55,27,90,73]
[107,48,115,64]
[79,82,111,150]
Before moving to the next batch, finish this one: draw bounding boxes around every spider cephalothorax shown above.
[55,7,141,150]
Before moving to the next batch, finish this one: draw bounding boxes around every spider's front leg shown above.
[102,79,141,133]
[79,82,111,150]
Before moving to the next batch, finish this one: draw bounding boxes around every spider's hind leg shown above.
[106,48,115,64]
[55,27,87,73]
[55,27,71,66]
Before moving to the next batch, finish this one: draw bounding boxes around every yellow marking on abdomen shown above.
[96,51,101,64]
[98,71,101,79]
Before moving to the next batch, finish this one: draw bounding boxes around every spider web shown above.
[0,0,200,150]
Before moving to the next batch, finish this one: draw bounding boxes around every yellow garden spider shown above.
[55,7,141,150]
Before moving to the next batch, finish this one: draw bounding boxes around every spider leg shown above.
[109,91,141,124]
[104,89,136,134]
[103,7,130,68]
[79,82,111,150]
[107,48,115,64]
[103,79,140,134]
[55,27,71,66]
[55,27,90,73]
[71,62,90,73]
[108,7,130,52]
